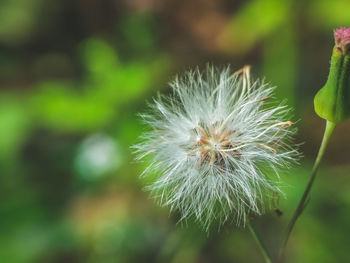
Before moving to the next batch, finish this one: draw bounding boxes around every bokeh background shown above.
[1,0,350,262]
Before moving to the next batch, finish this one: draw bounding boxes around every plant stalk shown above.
[278,120,336,262]
[248,222,273,263]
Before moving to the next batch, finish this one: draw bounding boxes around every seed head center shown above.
[192,125,241,165]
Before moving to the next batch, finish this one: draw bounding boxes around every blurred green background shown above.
[1,0,350,262]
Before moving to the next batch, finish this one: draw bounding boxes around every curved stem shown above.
[278,121,336,262]
[248,222,272,263]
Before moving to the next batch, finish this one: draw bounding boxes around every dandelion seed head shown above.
[133,65,299,230]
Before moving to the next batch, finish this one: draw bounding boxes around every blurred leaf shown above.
[30,38,170,132]
[0,95,30,164]
[309,0,350,29]
[262,22,297,106]
[80,38,120,77]
[30,81,114,132]
[218,0,291,54]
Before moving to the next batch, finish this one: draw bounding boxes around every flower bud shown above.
[314,26,350,123]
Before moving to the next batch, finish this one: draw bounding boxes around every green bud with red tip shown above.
[314,26,350,123]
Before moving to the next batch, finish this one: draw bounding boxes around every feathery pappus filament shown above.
[133,65,299,229]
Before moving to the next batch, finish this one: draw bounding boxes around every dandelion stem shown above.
[278,120,336,262]
[248,222,272,263]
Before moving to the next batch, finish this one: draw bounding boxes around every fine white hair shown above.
[133,65,299,229]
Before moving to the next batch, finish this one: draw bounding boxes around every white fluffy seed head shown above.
[133,65,299,230]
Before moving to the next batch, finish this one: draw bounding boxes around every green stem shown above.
[278,120,336,262]
[248,222,273,263]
